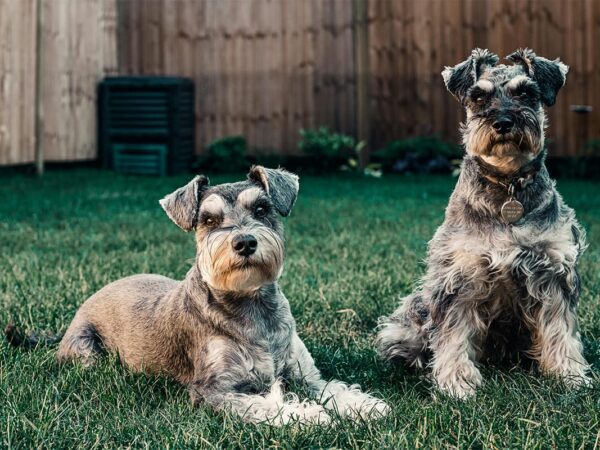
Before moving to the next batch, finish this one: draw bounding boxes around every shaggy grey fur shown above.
[54,166,388,425]
[377,49,590,398]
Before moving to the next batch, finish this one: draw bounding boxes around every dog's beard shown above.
[462,112,544,172]
[197,227,284,293]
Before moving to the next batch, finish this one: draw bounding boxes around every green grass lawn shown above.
[1,169,599,449]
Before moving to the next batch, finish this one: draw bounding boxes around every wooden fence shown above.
[0,0,117,166]
[1,0,599,166]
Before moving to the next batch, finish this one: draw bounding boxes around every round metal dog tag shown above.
[501,200,524,223]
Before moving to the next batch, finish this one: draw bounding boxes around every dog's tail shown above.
[4,323,62,349]
[375,293,430,369]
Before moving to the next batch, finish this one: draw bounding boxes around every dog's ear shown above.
[507,48,568,106]
[442,48,499,103]
[248,166,299,217]
[159,175,210,231]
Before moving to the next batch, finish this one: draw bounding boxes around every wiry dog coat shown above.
[377,49,590,398]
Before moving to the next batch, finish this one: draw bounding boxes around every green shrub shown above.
[250,148,287,169]
[298,127,356,171]
[548,139,600,179]
[196,136,249,173]
[373,135,462,168]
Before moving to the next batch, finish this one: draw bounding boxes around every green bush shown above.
[298,127,356,158]
[548,139,600,179]
[298,127,356,171]
[373,135,462,168]
[196,136,249,173]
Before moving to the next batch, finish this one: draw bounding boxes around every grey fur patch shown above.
[248,166,299,217]
[507,48,568,106]
[442,48,500,102]
[160,175,210,231]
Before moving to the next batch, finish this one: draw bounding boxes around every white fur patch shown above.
[200,194,227,215]
[557,61,569,81]
[506,75,529,90]
[225,380,331,426]
[476,79,494,92]
[237,187,263,208]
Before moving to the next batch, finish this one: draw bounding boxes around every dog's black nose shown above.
[492,118,513,134]
[232,234,258,257]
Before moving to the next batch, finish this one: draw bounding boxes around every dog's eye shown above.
[202,215,220,227]
[254,206,267,218]
[513,85,538,101]
[470,90,488,105]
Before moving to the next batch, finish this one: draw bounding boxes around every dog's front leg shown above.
[429,295,484,399]
[286,334,389,419]
[526,274,590,387]
[188,339,330,426]
[190,379,331,426]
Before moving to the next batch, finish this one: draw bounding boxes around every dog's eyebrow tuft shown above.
[506,75,530,91]
[476,79,494,92]
[200,194,227,215]
[236,187,264,208]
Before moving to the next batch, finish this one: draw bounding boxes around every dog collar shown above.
[474,152,544,190]
[473,152,545,223]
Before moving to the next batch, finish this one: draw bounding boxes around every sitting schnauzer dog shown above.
[377,49,590,398]
[26,167,387,425]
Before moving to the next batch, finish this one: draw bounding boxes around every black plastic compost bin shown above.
[98,76,195,176]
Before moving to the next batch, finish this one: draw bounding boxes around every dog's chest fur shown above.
[424,156,582,330]
[191,281,296,391]
[231,298,295,381]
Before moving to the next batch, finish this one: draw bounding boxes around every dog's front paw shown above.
[324,386,390,420]
[541,357,591,390]
[562,373,592,390]
[366,398,391,418]
[435,367,483,399]
[344,395,390,420]
[271,401,331,427]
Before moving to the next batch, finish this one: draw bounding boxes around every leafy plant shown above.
[196,136,249,173]
[374,135,462,162]
[299,128,382,176]
[582,139,600,157]
[340,141,383,178]
[373,135,462,174]
[551,139,600,178]
[298,127,356,159]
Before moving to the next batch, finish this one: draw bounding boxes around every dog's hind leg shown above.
[56,318,104,367]
[376,293,430,369]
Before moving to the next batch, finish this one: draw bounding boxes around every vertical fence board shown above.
[41,0,116,162]
[0,0,37,165]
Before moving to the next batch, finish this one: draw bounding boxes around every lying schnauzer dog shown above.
[377,49,589,398]
[12,167,387,425]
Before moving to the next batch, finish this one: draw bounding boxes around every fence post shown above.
[353,0,369,169]
[34,0,44,176]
